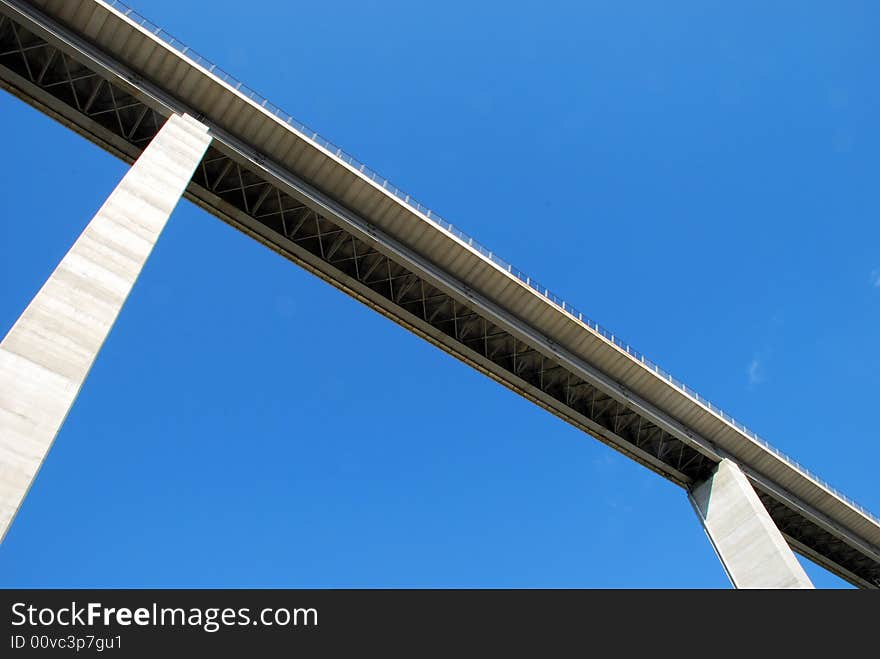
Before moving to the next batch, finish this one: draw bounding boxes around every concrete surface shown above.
[690,459,814,589]
[0,113,210,542]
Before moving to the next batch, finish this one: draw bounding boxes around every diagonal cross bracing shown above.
[0,0,878,588]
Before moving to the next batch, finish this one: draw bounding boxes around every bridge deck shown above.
[1,0,878,587]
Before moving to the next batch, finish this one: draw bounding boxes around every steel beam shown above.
[0,0,878,587]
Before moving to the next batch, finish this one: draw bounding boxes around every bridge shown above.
[0,0,878,588]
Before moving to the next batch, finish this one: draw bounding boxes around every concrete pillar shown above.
[0,113,211,542]
[689,458,814,588]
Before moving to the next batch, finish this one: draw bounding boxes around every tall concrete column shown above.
[0,113,211,542]
[689,459,814,589]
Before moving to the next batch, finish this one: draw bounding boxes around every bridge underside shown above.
[0,8,878,588]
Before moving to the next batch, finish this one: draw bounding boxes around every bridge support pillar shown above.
[689,458,814,588]
[0,113,211,542]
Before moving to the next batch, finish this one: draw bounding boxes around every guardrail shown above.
[104,0,879,525]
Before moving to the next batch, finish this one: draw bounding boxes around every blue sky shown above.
[1,0,878,588]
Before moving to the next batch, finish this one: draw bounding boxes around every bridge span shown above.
[0,0,878,587]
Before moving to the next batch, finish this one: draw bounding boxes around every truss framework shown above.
[1,14,877,588]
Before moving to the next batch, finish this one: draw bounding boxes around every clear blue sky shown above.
[1,1,878,588]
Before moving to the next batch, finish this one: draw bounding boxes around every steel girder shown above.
[1,13,878,588]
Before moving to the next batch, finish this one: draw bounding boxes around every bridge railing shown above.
[104,0,878,525]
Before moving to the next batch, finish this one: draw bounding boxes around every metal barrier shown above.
[103,0,878,524]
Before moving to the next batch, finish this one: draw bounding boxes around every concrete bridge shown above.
[0,0,878,587]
